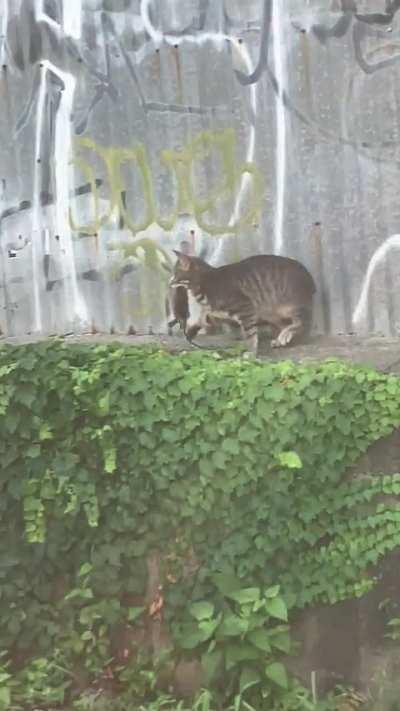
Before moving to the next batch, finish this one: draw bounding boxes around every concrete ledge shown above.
[2,333,400,373]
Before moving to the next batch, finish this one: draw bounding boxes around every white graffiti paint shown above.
[31,64,47,332]
[63,0,83,40]
[44,59,88,328]
[228,40,257,230]
[0,0,9,67]
[272,0,287,255]
[352,234,400,324]
[34,0,62,35]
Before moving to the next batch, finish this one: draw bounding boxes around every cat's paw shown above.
[243,351,257,360]
[271,330,294,348]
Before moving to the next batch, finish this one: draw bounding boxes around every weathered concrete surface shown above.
[3,1,400,340]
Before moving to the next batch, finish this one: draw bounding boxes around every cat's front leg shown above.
[239,312,259,356]
[185,322,203,342]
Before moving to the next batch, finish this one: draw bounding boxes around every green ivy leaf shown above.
[277,451,302,469]
[265,662,288,689]
[248,628,272,653]
[78,563,93,577]
[225,644,260,671]
[269,631,291,654]
[239,666,261,693]
[213,573,242,596]
[128,606,145,622]
[180,630,208,650]
[227,588,260,605]
[202,649,223,683]
[104,448,116,474]
[190,602,215,621]
[0,686,11,707]
[218,615,248,637]
[265,597,288,622]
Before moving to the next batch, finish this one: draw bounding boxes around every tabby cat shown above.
[169,251,316,354]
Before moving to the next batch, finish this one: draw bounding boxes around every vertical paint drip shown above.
[228,39,257,228]
[272,0,287,255]
[353,235,400,326]
[0,0,9,67]
[31,66,47,333]
[46,60,88,329]
[63,0,83,40]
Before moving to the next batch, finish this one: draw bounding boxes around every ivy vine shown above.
[0,342,400,708]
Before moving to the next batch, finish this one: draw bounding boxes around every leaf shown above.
[227,588,260,605]
[39,424,53,441]
[218,615,248,637]
[267,386,285,401]
[180,630,208,650]
[265,585,280,599]
[222,438,240,456]
[128,606,145,622]
[265,597,287,622]
[240,667,261,693]
[78,563,93,577]
[104,448,116,474]
[190,601,215,621]
[265,662,288,689]
[26,444,41,459]
[99,392,110,415]
[0,686,11,707]
[248,628,272,653]
[81,630,94,641]
[212,451,226,469]
[270,632,291,654]
[213,572,242,596]
[199,615,222,640]
[17,384,36,407]
[277,451,302,469]
[225,644,260,671]
[202,649,223,683]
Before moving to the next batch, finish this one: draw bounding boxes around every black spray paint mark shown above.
[0,200,31,224]
[0,182,102,228]
[145,101,223,115]
[9,1,122,137]
[352,21,400,74]
[234,0,272,86]
[310,0,400,74]
[311,0,355,43]
[74,11,146,133]
[74,15,120,134]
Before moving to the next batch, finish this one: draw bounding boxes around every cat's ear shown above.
[173,250,191,270]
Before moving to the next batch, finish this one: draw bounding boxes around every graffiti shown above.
[352,235,400,330]
[70,130,264,236]
[0,0,400,338]
[310,0,400,74]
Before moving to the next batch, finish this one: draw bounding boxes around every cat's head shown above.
[169,250,212,289]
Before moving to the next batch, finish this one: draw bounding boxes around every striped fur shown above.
[169,252,316,355]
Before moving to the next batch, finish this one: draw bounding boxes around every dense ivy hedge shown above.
[1,342,400,709]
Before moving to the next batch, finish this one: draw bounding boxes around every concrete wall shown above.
[1,0,400,338]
